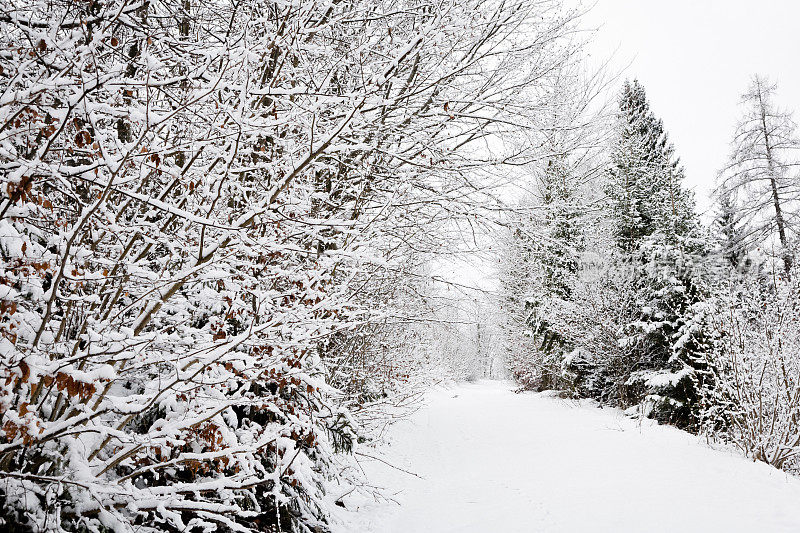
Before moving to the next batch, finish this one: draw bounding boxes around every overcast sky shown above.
[579,0,800,215]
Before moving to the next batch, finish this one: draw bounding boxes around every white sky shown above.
[579,0,800,215]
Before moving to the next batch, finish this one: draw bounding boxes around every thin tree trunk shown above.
[757,84,793,278]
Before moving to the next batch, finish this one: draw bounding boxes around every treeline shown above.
[0,0,587,532]
[500,76,800,472]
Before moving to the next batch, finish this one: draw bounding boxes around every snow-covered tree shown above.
[606,80,696,251]
[717,76,800,277]
[498,65,605,391]
[704,272,800,472]
[559,80,714,427]
[715,190,750,271]
[699,79,800,467]
[0,0,589,531]
[501,159,588,389]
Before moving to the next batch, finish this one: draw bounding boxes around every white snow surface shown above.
[335,380,800,533]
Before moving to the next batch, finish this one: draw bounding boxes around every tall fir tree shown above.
[715,190,749,271]
[498,66,600,391]
[524,154,585,373]
[532,156,583,301]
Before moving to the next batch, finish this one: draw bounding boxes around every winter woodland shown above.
[2,0,800,531]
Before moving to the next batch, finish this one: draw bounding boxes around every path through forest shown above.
[337,381,800,532]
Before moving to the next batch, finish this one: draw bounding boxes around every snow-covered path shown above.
[338,381,800,532]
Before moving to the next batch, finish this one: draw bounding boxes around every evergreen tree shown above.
[523,154,585,382]
[498,67,601,391]
[607,80,696,251]
[715,190,749,271]
[531,155,583,301]
[620,233,716,428]
[498,204,544,389]
[601,80,712,427]
[498,151,592,390]
[499,159,585,390]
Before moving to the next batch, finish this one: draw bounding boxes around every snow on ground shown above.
[335,380,800,532]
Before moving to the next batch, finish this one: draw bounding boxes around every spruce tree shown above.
[524,154,584,361]
[498,158,585,390]
[606,80,696,251]
[715,191,749,271]
[534,156,583,300]
[602,80,712,428]
[498,68,600,391]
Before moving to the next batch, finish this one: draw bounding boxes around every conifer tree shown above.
[602,80,712,427]
[606,80,695,251]
[499,156,586,390]
[715,191,749,271]
[533,156,583,301]
[498,66,602,391]
[524,154,585,383]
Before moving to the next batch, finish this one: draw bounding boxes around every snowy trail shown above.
[338,381,800,533]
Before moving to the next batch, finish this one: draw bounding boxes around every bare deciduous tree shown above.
[718,76,800,277]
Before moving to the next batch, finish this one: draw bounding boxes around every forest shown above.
[1,0,799,532]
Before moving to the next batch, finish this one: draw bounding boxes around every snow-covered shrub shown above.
[705,276,800,472]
